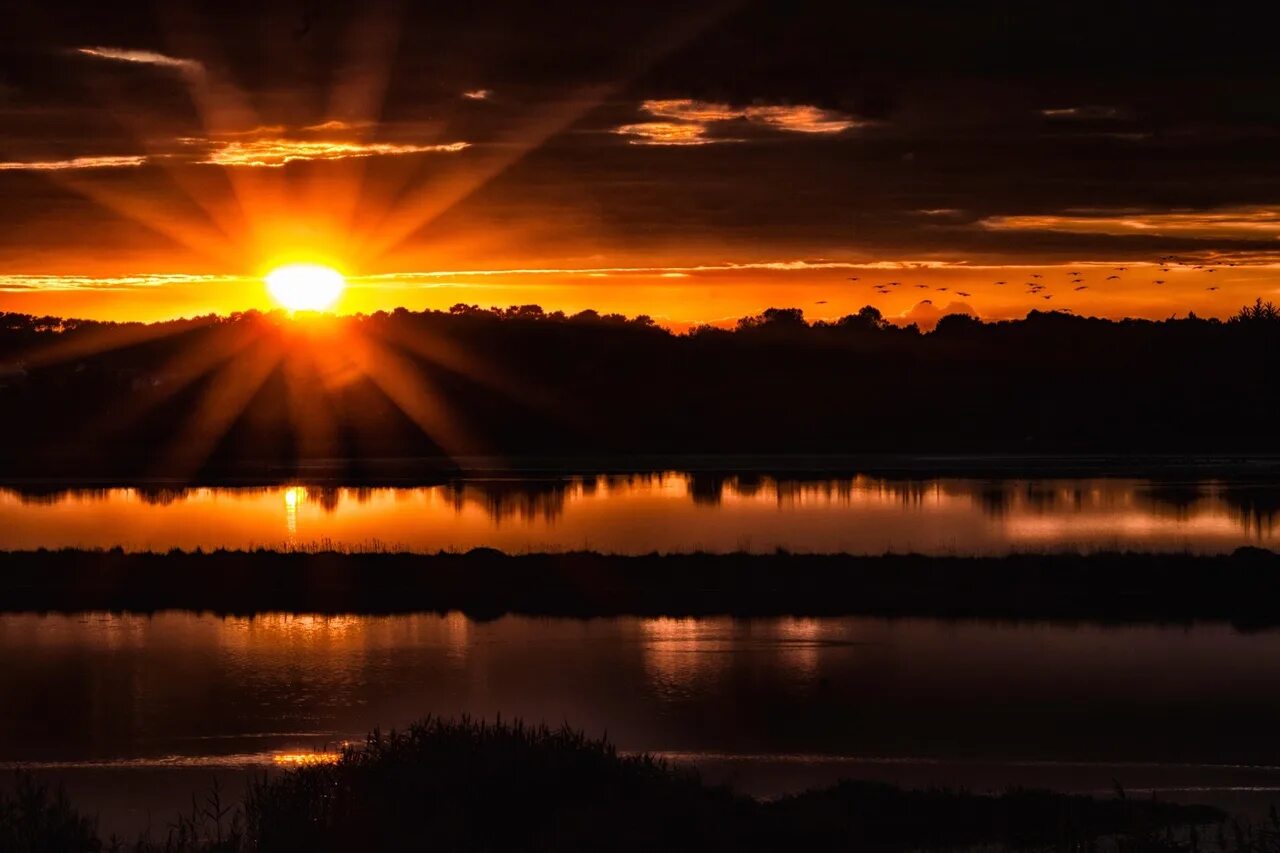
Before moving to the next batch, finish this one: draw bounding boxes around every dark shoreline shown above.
[3,547,1280,625]
[7,452,1280,489]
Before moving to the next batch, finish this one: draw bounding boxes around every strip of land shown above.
[2,548,1279,624]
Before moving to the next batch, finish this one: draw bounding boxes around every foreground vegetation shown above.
[0,717,1233,852]
[1,547,1280,625]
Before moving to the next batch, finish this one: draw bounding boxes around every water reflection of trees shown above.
[3,487,113,505]
[445,480,574,523]
[444,473,662,524]
[1219,485,1280,536]
[136,486,205,506]
[3,474,1278,539]
[679,475,1280,540]
[1139,483,1208,518]
[686,474,937,507]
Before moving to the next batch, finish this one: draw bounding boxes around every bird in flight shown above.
[993,280,1006,285]
[847,277,859,282]
[1114,267,1127,271]
[1030,274,1043,279]
[1043,295,1053,300]
[956,291,971,297]
[815,300,828,304]
[1106,275,1120,280]
[915,284,929,289]
[1207,286,1219,291]
[1153,280,1165,285]
[1074,285,1088,291]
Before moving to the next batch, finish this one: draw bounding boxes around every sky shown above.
[2,0,1280,327]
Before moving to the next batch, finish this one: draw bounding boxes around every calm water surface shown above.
[1,474,1278,553]
[5,613,1280,834]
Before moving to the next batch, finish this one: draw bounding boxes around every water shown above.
[1,474,1277,554]
[5,472,1279,834]
[5,612,1280,835]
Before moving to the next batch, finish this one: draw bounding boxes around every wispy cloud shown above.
[643,100,745,122]
[300,120,372,132]
[210,125,288,137]
[356,259,959,282]
[199,138,469,167]
[462,89,492,101]
[0,274,225,292]
[0,155,148,171]
[739,105,861,134]
[74,47,204,76]
[980,207,1280,239]
[1039,105,1121,120]
[614,121,714,146]
[616,99,863,145]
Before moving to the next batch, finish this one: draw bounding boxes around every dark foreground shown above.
[2,547,1280,624]
[1,717,1230,853]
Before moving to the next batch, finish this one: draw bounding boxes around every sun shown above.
[265,263,346,312]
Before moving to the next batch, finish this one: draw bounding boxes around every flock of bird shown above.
[844,255,1236,304]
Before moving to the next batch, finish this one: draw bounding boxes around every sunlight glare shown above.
[266,264,346,312]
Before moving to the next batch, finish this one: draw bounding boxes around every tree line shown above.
[0,300,1277,476]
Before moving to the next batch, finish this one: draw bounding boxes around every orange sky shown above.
[3,3,1280,328]
[1,260,1274,330]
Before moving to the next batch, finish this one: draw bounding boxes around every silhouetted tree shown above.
[1,300,1277,476]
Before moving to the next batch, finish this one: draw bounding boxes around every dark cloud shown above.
[3,0,1280,273]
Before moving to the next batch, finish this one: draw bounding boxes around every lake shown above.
[1,473,1277,554]
[5,612,1280,836]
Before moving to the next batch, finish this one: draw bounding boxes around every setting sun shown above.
[266,263,346,312]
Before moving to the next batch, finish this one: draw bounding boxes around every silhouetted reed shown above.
[0,717,1237,852]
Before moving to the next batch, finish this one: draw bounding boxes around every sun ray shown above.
[356,3,734,264]
[280,325,345,464]
[33,170,241,267]
[67,320,267,443]
[341,330,480,459]
[153,333,284,478]
[66,59,250,250]
[15,316,207,371]
[376,319,579,423]
[306,2,406,245]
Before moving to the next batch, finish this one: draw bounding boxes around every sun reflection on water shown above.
[272,750,342,767]
[283,486,303,537]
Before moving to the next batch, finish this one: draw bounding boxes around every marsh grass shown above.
[2,547,1279,624]
[0,716,1247,853]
